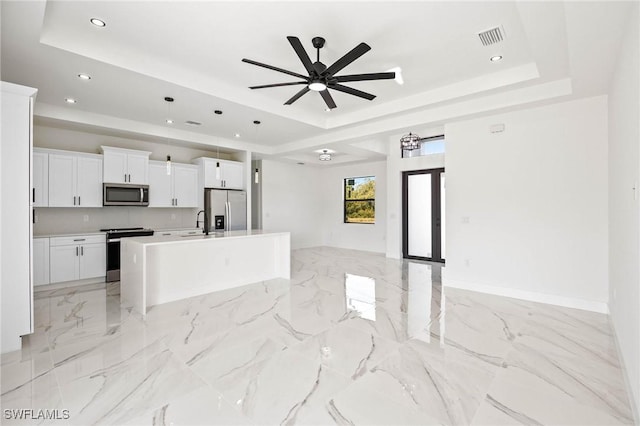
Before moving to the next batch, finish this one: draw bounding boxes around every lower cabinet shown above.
[49,234,105,284]
[33,237,50,286]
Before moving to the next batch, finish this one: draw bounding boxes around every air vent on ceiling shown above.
[185,120,201,126]
[478,26,505,46]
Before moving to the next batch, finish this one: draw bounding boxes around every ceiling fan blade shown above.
[242,58,308,80]
[287,36,316,76]
[334,72,395,83]
[320,89,337,109]
[329,83,376,101]
[324,43,371,77]
[249,81,308,89]
[284,87,310,105]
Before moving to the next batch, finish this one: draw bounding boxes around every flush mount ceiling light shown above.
[164,96,174,175]
[65,98,77,104]
[400,132,420,150]
[319,149,332,161]
[77,73,91,80]
[90,18,106,27]
[490,55,503,62]
[308,80,327,92]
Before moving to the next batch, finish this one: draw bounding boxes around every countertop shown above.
[124,230,290,246]
[34,227,202,239]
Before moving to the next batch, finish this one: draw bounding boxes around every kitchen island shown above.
[120,230,290,316]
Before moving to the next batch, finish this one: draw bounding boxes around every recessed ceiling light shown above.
[214,110,223,115]
[65,98,77,104]
[325,108,331,112]
[234,133,241,138]
[77,73,91,80]
[166,119,173,124]
[490,55,503,62]
[253,120,261,125]
[90,18,106,27]
[387,67,404,85]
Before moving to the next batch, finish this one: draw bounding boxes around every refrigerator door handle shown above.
[226,201,230,231]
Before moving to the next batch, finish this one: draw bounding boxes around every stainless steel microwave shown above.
[103,183,149,206]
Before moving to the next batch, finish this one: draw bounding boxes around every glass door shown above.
[402,168,445,262]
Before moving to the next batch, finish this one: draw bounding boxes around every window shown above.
[401,135,445,158]
[344,176,375,224]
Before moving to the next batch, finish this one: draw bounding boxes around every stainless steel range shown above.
[102,227,154,282]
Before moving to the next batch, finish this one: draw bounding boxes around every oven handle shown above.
[107,239,121,243]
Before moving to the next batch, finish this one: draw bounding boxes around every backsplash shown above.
[33,207,200,235]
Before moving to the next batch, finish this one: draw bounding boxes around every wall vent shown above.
[185,120,202,126]
[478,26,505,46]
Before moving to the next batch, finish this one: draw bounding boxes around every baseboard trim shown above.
[443,277,609,313]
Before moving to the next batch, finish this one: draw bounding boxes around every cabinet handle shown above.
[32,188,35,203]
[175,198,178,206]
[129,174,132,182]
[73,238,86,242]
[124,173,127,182]
[81,246,84,256]
[140,187,143,202]
[162,233,171,236]
[78,196,81,206]
[76,247,79,256]
[73,196,76,206]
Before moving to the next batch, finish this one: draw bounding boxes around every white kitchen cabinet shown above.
[48,152,103,207]
[33,237,50,286]
[102,146,151,184]
[193,157,244,190]
[32,149,48,207]
[1,82,36,354]
[149,161,198,207]
[49,234,105,284]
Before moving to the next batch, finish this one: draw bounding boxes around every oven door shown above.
[103,184,149,206]
[106,239,121,282]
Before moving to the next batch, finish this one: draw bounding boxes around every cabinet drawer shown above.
[50,234,106,247]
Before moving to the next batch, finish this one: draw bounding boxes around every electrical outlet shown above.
[83,215,89,222]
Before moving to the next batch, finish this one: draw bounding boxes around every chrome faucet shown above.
[196,210,209,235]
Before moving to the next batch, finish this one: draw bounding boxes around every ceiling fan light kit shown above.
[242,36,396,110]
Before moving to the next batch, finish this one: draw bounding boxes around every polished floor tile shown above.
[0,247,634,425]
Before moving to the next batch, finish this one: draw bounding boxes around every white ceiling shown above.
[0,1,633,166]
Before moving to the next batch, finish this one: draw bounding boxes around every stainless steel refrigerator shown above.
[204,188,247,232]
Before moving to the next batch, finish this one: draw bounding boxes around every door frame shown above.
[402,168,445,263]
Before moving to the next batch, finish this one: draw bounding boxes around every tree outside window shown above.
[344,176,375,224]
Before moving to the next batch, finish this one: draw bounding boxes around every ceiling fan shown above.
[242,36,395,110]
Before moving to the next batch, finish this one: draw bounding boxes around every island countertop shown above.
[125,229,289,246]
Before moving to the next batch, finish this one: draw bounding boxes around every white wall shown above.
[608,3,640,417]
[320,161,387,253]
[261,159,324,249]
[444,96,609,312]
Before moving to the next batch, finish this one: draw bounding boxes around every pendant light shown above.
[254,167,259,184]
[164,96,174,175]
[253,120,261,184]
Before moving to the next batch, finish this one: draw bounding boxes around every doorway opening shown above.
[402,168,445,262]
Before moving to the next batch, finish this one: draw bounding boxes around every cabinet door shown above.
[33,238,50,286]
[79,243,105,279]
[222,161,244,189]
[173,164,198,207]
[127,154,149,184]
[77,156,103,207]
[203,159,223,188]
[103,151,128,183]
[32,151,49,207]
[48,154,77,207]
[49,245,79,283]
[148,162,172,207]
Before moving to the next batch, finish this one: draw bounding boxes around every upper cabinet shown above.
[148,161,198,208]
[32,149,49,207]
[49,152,103,207]
[102,146,151,184]
[193,157,244,190]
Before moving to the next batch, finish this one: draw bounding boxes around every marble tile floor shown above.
[0,247,634,425]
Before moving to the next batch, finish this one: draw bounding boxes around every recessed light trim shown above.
[166,119,173,124]
[253,120,261,125]
[490,55,503,62]
[234,133,241,138]
[65,98,77,104]
[90,18,106,27]
[214,110,223,115]
[77,73,91,80]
